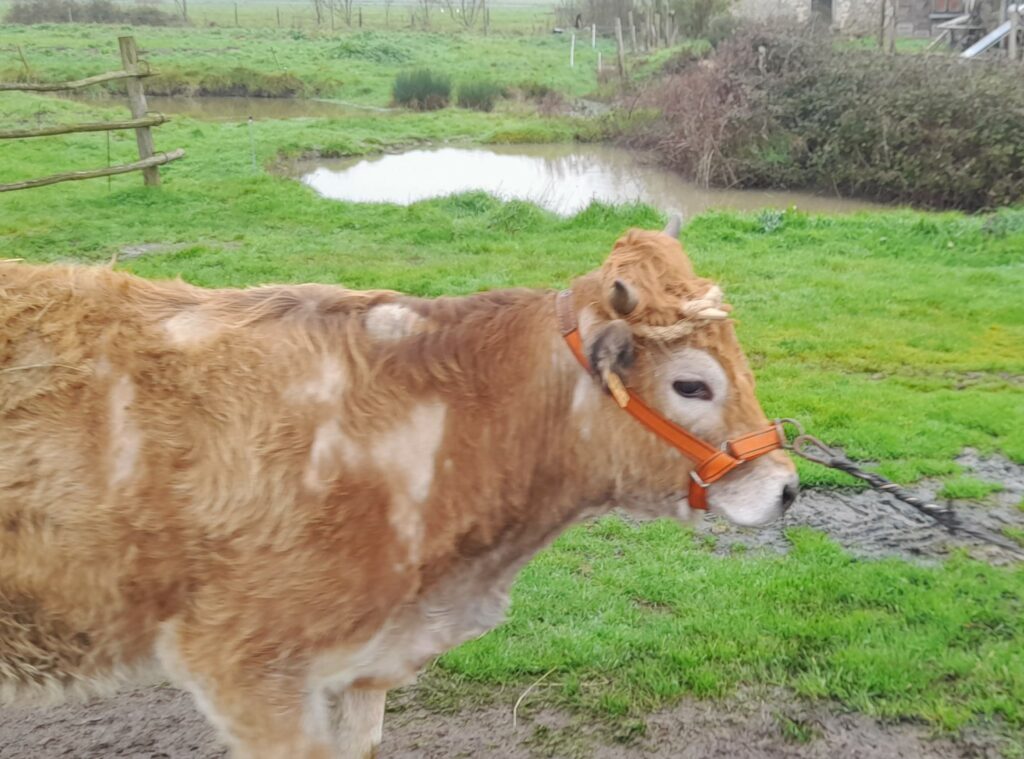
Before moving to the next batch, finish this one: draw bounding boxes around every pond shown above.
[50,91,886,216]
[283,143,886,217]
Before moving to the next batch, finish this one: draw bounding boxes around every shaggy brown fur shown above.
[0,226,793,758]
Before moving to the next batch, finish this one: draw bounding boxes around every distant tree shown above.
[171,0,187,22]
[442,0,483,28]
[330,0,354,26]
[416,0,433,28]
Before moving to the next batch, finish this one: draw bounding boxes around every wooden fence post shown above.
[592,22,596,47]
[615,17,627,78]
[628,10,637,52]
[16,45,32,78]
[570,33,576,67]
[118,36,159,187]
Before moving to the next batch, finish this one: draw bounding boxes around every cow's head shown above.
[570,217,798,527]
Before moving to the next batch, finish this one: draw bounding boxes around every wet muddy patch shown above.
[697,449,1024,565]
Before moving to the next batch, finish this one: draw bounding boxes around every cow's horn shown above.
[610,279,638,316]
[663,213,683,239]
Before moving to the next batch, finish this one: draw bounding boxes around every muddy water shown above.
[286,144,887,216]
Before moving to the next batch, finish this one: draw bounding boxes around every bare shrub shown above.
[5,0,180,24]
[631,22,1024,210]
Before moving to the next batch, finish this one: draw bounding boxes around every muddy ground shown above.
[694,449,1024,566]
[0,682,1012,759]
[1,451,1021,758]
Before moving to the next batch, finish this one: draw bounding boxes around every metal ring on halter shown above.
[774,418,805,448]
[791,434,841,467]
[689,470,710,489]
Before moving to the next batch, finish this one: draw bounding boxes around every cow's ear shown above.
[608,279,638,317]
[586,320,635,397]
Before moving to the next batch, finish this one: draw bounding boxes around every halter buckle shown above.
[689,470,710,489]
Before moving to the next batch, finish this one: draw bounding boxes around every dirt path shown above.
[1,451,1020,758]
[0,683,1008,759]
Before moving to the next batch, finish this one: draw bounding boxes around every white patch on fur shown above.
[571,374,598,440]
[155,622,239,750]
[371,403,447,562]
[654,347,729,440]
[325,688,386,756]
[650,348,796,526]
[364,303,424,342]
[307,574,510,696]
[0,657,162,708]
[290,356,346,405]
[164,311,217,346]
[93,355,112,378]
[706,455,797,528]
[108,375,142,489]
[304,419,360,492]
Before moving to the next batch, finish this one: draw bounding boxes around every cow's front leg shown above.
[328,686,387,759]
[158,622,335,759]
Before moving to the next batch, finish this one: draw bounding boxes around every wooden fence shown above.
[0,36,184,193]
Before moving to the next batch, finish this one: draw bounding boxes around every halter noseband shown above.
[556,289,786,510]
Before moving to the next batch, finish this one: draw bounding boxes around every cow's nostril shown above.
[781,483,799,511]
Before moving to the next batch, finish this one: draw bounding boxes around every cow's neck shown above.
[411,284,615,594]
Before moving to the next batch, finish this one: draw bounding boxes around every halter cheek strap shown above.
[556,289,785,510]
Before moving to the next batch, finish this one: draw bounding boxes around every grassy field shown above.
[1,20,616,103]
[1,17,1024,751]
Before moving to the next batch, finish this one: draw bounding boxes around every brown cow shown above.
[0,219,798,758]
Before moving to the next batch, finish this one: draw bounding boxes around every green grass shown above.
[1,86,1023,742]
[939,477,1005,501]
[438,522,1024,736]
[1005,528,1024,548]
[0,23,616,105]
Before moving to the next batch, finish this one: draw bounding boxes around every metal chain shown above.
[776,419,1024,558]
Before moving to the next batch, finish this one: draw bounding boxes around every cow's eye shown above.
[673,380,713,401]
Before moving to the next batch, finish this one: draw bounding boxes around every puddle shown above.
[697,449,1024,565]
[284,144,888,216]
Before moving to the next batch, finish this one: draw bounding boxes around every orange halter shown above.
[556,290,786,510]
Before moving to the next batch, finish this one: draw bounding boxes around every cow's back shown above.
[0,263,403,703]
[0,264,198,701]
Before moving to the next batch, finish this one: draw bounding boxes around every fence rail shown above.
[0,36,183,192]
[0,68,152,92]
[0,149,185,193]
[0,114,167,140]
